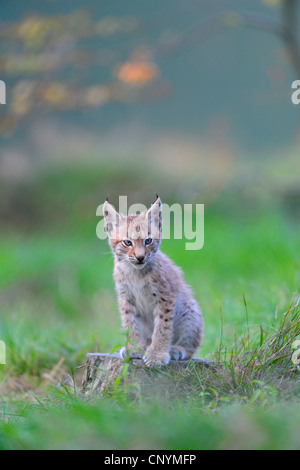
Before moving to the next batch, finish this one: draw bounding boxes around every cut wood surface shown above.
[81,352,219,396]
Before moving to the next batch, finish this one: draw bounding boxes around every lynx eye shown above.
[122,239,133,247]
[144,238,153,246]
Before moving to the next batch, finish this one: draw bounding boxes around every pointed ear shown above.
[103,200,122,238]
[145,196,162,238]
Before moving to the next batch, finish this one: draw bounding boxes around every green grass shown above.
[2,394,300,450]
[0,157,300,449]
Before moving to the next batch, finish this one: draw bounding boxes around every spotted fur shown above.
[103,196,204,367]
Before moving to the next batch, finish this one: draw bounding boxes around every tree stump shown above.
[81,353,219,397]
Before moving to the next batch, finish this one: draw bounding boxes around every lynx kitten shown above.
[103,196,204,367]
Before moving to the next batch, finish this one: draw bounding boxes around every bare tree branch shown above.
[157,4,300,79]
[281,0,300,77]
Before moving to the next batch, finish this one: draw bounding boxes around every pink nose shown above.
[136,255,145,262]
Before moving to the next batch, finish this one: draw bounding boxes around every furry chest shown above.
[132,282,156,342]
[128,280,156,317]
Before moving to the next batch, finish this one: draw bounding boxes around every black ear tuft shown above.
[106,195,109,202]
[153,193,159,204]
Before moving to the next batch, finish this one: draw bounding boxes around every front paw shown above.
[169,346,189,361]
[120,347,143,360]
[143,349,170,368]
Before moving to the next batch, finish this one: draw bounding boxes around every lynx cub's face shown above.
[103,197,162,269]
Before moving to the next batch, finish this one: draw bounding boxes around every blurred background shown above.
[0,0,300,385]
